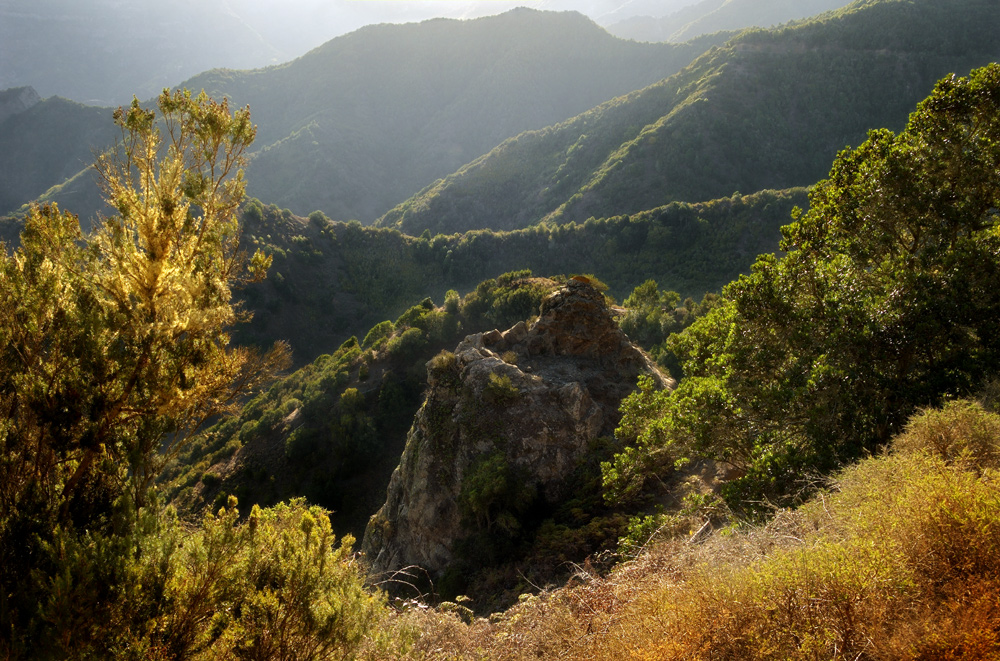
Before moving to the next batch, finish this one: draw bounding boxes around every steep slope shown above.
[606,0,851,43]
[0,9,726,223]
[186,9,726,222]
[0,96,115,219]
[162,274,558,541]
[378,0,1000,236]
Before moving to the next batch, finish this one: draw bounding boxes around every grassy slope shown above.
[364,401,1000,659]
[379,0,1000,236]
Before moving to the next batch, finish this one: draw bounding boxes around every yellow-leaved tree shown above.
[0,90,289,524]
[0,91,396,659]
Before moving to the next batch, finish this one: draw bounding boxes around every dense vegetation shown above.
[0,91,380,659]
[4,6,1000,658]
[605,61,1000,514]
[380,0,1000,236]
[349,60,1000,661]
[234,187,804,366]
[162,271,558,540]
[373,400,1000,660]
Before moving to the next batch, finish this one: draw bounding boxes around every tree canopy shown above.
[606,63,1000,509]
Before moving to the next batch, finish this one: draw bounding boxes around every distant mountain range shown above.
[0,0,284,106]
[0,0,705,107]
[3,0,998,245]
[605,0,852,42]
[0,9,727,223]
[378,0,1000,236]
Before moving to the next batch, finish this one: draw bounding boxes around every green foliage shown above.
[460,270,551,330]
[167,275,562,540]
[459,452,536,536]
[484,373,520,406]
[385,327,428,364]
[0,91,298,656]
[10,499,384,660]
[234,188,805,367]
[618,279,721,373]
[607,63,1000,512]
[363,320,395,350]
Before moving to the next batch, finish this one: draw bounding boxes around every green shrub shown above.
[385,327,427,363]
[201,471,222,488]
[362,320,394,350]
[484,372,519,405]
[459,452,536,536]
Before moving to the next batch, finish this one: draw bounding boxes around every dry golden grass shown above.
[360,399,1000,661]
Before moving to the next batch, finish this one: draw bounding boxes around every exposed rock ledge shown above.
[362,279,672,579]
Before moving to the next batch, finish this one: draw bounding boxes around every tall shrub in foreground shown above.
[0,90,297,656]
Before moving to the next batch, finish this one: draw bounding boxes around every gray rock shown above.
[362,279,672,578]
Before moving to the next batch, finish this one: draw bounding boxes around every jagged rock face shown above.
[362,279,671,578]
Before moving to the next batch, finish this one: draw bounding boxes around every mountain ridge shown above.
[377,0,1000,236]
[0,8,728,224]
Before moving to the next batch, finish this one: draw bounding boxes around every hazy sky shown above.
[0,0,701,103]
[225,0,701,57]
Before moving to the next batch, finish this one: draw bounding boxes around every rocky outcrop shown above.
[362,279,671,578]
[0,87,40,125]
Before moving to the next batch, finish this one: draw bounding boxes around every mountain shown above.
[162,273,561,541]
[184,9,726,222]
[0,96,115,220]
[0,9,728,223]
[363,279,670,604]
[605,0,852,42]
[377,0,1000,237]
[0,87,39,124]
[0,0,285,106]
[0,0,711,106]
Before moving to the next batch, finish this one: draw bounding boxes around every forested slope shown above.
[0,9,727,222]
[234,188,805,364]
[379,0,1000,236]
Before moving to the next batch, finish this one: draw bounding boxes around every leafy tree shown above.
[0,90,290,655]
[618,278,721,373]
[606,64,1000,510]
